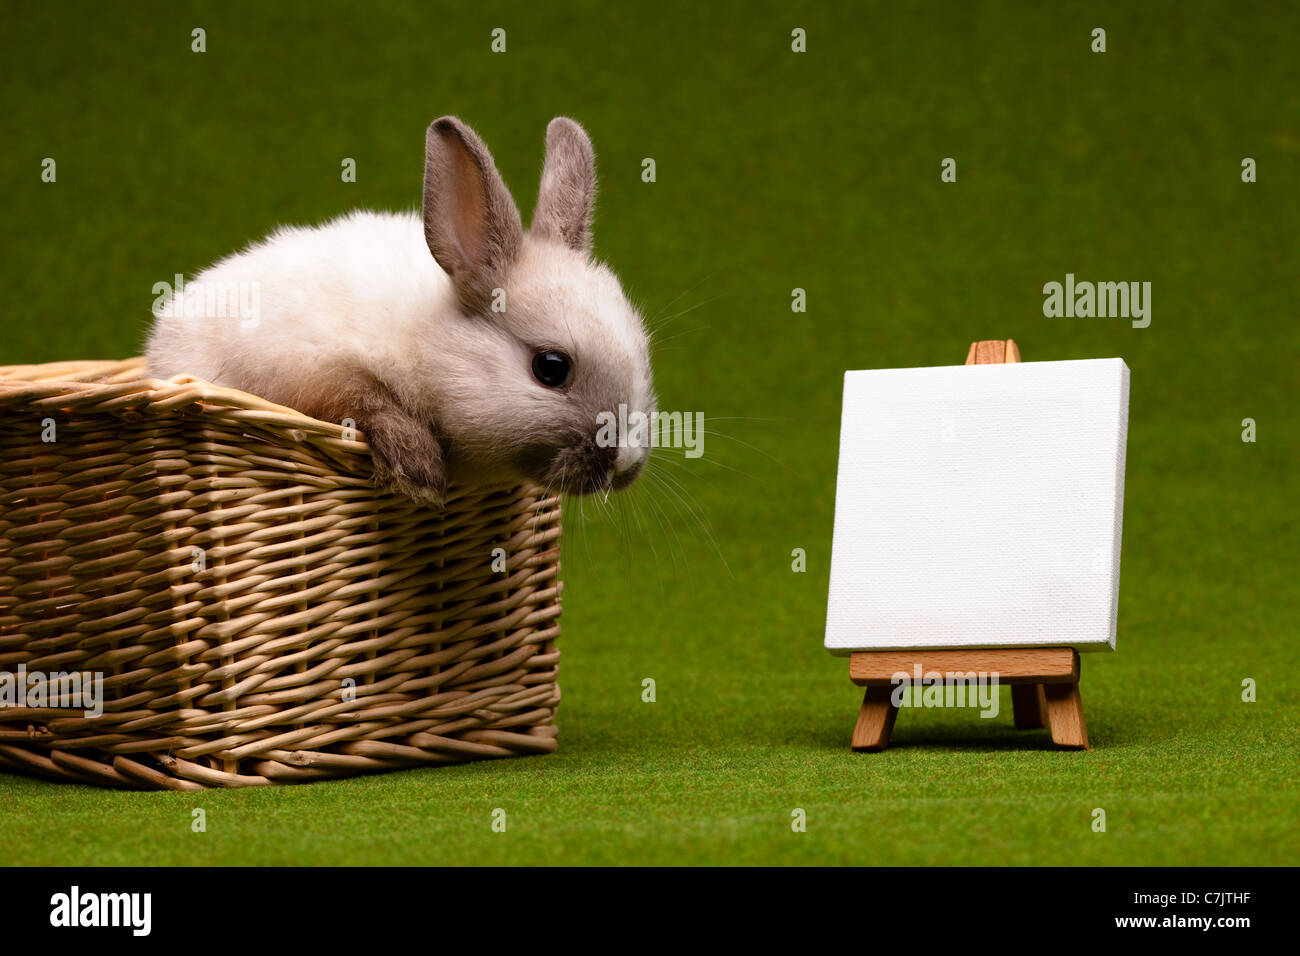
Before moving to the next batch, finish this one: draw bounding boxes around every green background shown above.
[1,0,1296,865]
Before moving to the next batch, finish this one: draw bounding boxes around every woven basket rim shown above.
[0,357,389,483]
[0,356,355,436]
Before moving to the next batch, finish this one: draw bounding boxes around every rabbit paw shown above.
[366,414,448,508]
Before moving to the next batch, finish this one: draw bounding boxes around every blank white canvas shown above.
[824,358,1129,654]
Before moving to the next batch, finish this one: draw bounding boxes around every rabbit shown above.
[145,116,656,507]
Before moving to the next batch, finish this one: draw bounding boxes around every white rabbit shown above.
[146,116,655,506]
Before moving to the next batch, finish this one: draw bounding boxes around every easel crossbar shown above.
[849,648,1079,686]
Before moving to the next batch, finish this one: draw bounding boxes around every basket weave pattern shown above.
[0,359,562,790]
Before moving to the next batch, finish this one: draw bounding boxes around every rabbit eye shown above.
[531,349,572,389]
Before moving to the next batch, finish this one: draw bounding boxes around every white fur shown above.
[145,209,655,489]
[147,211,451,410]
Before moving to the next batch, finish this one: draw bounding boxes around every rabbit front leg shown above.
[298,367,447,508]
[362,408,447,507]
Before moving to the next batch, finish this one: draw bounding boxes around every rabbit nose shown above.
[613,443,642,476]
[610,444,647,490]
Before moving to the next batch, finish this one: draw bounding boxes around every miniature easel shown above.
[849,339,1090,751]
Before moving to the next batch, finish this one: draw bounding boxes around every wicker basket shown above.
[0,358,562,790]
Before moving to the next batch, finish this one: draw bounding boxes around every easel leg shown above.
[852,686,899,752]
[1043,683,1090,749]
[1011,684,1047,729]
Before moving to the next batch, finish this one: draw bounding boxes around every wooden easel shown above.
[849,339,1090,751]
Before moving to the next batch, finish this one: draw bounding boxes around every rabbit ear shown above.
[531,117,595,254]
[423,117,523,311]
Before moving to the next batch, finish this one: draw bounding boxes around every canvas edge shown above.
[821,369,857,651]
[1105,358,1132,652]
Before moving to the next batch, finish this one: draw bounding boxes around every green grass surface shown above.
[1,0,1297,865]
